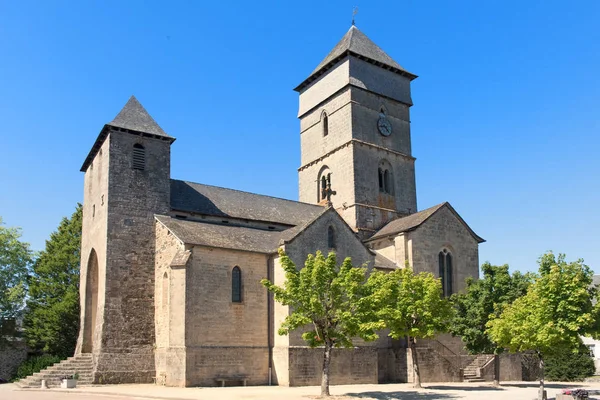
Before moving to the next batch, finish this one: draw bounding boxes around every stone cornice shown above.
[298,139,415,172]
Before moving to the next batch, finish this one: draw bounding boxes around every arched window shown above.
[378,160,394,195]
[438,249,453,297]
[133,143,145,170]
[318,166,331,202]
[327,226,336,250]
[322,111,329,137]
[232,266,242,303]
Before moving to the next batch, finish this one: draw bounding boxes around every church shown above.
[74,25,486,386]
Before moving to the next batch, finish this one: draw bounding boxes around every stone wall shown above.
[288,347,378,386]
[183,246,270,386]
[154,220,185,385]
[408,205,480,293]
[0,342,28,381]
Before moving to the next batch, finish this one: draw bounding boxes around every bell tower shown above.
[296,26,418,238]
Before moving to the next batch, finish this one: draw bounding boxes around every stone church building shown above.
[75,26,486,386]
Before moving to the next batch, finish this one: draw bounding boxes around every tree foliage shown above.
[24,205,82,358]
[261,250,379,396]
[487,252,599,398]
[0,217,34,342]
[450,263,533,384]
[369,268,454,388]
[544,342,595,382]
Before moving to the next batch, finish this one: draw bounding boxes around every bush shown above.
[545,343,595,382]
[12,354,62,381]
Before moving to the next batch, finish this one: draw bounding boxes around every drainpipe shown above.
[267,255,273,385]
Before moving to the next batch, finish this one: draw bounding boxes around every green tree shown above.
[261,250,380,397]
[24,205,82,358]
[0,217,34,344]
[487,253,599,400]
[370,267,454,388]
[544,341,595,382]
[450,263,533,385]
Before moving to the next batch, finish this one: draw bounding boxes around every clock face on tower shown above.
[378,116,392,136]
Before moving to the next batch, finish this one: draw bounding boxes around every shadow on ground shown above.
[504,383,585,389]
[424,385,503,391]
[343,391,458,399]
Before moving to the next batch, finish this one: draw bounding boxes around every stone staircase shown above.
[16,353,94,388]
[462,354,494,382]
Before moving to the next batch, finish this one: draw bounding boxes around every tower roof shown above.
[108,95,173,139]
[80,96,175,172]
[295,26,417,92]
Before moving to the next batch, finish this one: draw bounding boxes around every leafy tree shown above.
[0,217,34,345]
[487,252,599,400]
[24,205,82,358]
[261,250,380,396]
[544,341,595,382]
[450,263,533,385]
[369,268,454,388]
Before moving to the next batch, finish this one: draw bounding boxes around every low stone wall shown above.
[377,348,409,383]
[186,346,269,387]
[288,347,378,386]
[480,353,523,381]
[413,347,462,383]
[0,341,28,381]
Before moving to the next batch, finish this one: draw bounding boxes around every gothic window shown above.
[132,143,145,170]
[327,226,336,250]
[378,160,394,195]
[318,166,331,202]
[438,249,453,297]
[322,111,329,137]
[232,266,242,303]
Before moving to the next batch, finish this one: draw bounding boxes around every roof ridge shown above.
[171,179,325,209]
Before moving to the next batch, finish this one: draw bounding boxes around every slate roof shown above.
[81,96,175,172]
[156,215,285,253]
[170,179,325,226]
[295,26,417,92]
[108,96,174,139]
[369,202,485,243]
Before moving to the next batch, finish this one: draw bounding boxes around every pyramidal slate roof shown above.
[81,96,175,172]
[108,96,173,139]
[295,25,417,91]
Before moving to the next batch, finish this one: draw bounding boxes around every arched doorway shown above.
[82,249,99,353]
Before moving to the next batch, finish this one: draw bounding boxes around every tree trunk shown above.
[410,337,422,388]
[321,343,332,396]
[538,352,546,400]
[493,353,500,387]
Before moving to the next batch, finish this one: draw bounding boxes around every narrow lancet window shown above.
[322,112,329,137]
[328,226,336,250]
[133,144,145,170]
[438,250,453,297]
[232,266,242,303]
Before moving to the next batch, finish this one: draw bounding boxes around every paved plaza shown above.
[1,382,597,400]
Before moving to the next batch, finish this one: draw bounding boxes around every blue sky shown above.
[0,0,598,274]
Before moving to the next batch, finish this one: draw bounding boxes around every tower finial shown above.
[352,6,358,26]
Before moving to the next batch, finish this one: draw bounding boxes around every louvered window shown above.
[132,144,145,170]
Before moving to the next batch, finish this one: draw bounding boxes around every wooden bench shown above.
[215,376,248,387]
